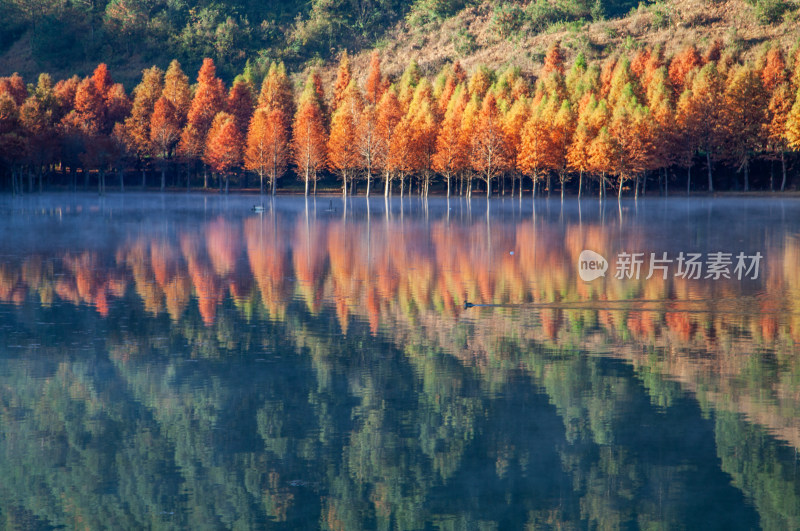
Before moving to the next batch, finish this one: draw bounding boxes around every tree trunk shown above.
[770,160,774,192]
[119,168,124,192]
[687,165,691,195]
[706,152,713,192]
[161,167,166,192]
[781,152,787,192]
[578,170,583,198]
[305,169,310,196]
[743,157,749,192]
[204,168,208,189]
[141,169,146,189]
[618,175,624,200]
[447,173,451,198]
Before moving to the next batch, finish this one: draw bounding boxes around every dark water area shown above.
[1,193,799,529]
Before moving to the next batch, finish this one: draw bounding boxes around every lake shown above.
[1,193,799,529]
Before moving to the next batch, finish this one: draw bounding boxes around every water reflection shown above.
[0,195,799,529]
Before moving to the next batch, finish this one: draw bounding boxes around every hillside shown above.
[326,0,800,87]
[1,0,798,88]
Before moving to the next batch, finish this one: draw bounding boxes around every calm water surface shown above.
[1,194,799,529]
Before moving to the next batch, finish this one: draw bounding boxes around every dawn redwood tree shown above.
[548,99,576,200]
[204,112,242,194]
[502,95,529,198]
[62,77,104,135]
[668,45,703,96]
[387,114,414,196]
[364,50,386,106]
[518,97,554,197]
[124,66,163,187]
[292,80,327,196]
[150,96,181,190]
[327,81,362,197]
[433,85,469,197]
[246,108,289,195]
[645,68,679,192]
[785,87,800,164]
[0,92,26,193]
[721,64,768,192]
[180,58,225,188]
[332,51,353,112]
[405,80,438,196]
[375,88,403,196]
[436,71,457,116]
[163,60,192,123]
[227,79,255,138]
[685,62,725,192]
[608,86,654,199]
[471,92,506,198]
[567,121,592,197]
[0,74,27,112]
[20,74,59,188]
[588,126,614,198]
[760,50,792,191]
[257,61,294,122]
[543,41,566,76]
[357,103,380,197]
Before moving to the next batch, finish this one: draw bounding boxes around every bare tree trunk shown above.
[781,152,787,192]
[743,157,749,192]
[578,170,583,198]
[770,160,774,192]
[161,167,166,192]
[686,165,691,195]
[706,152,713,192]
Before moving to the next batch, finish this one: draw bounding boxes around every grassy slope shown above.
[1,0,798,90]
[311,0,800,90]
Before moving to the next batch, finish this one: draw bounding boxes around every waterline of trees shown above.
[2,42,800,199]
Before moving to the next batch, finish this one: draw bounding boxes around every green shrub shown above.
[491,3,526,37]
[753,0,791,24]
[453,27,477,55]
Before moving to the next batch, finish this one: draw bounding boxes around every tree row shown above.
[2,41,800,197]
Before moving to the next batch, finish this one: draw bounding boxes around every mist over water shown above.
[1,193,799,529]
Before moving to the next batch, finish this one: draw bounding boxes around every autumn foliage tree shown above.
[246,108,289,195]
[181,58,225,188]
[204,112,242,193]
[292,79,327,196]
[327,82,361,197]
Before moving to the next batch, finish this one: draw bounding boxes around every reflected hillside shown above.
[1,196,799,529]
